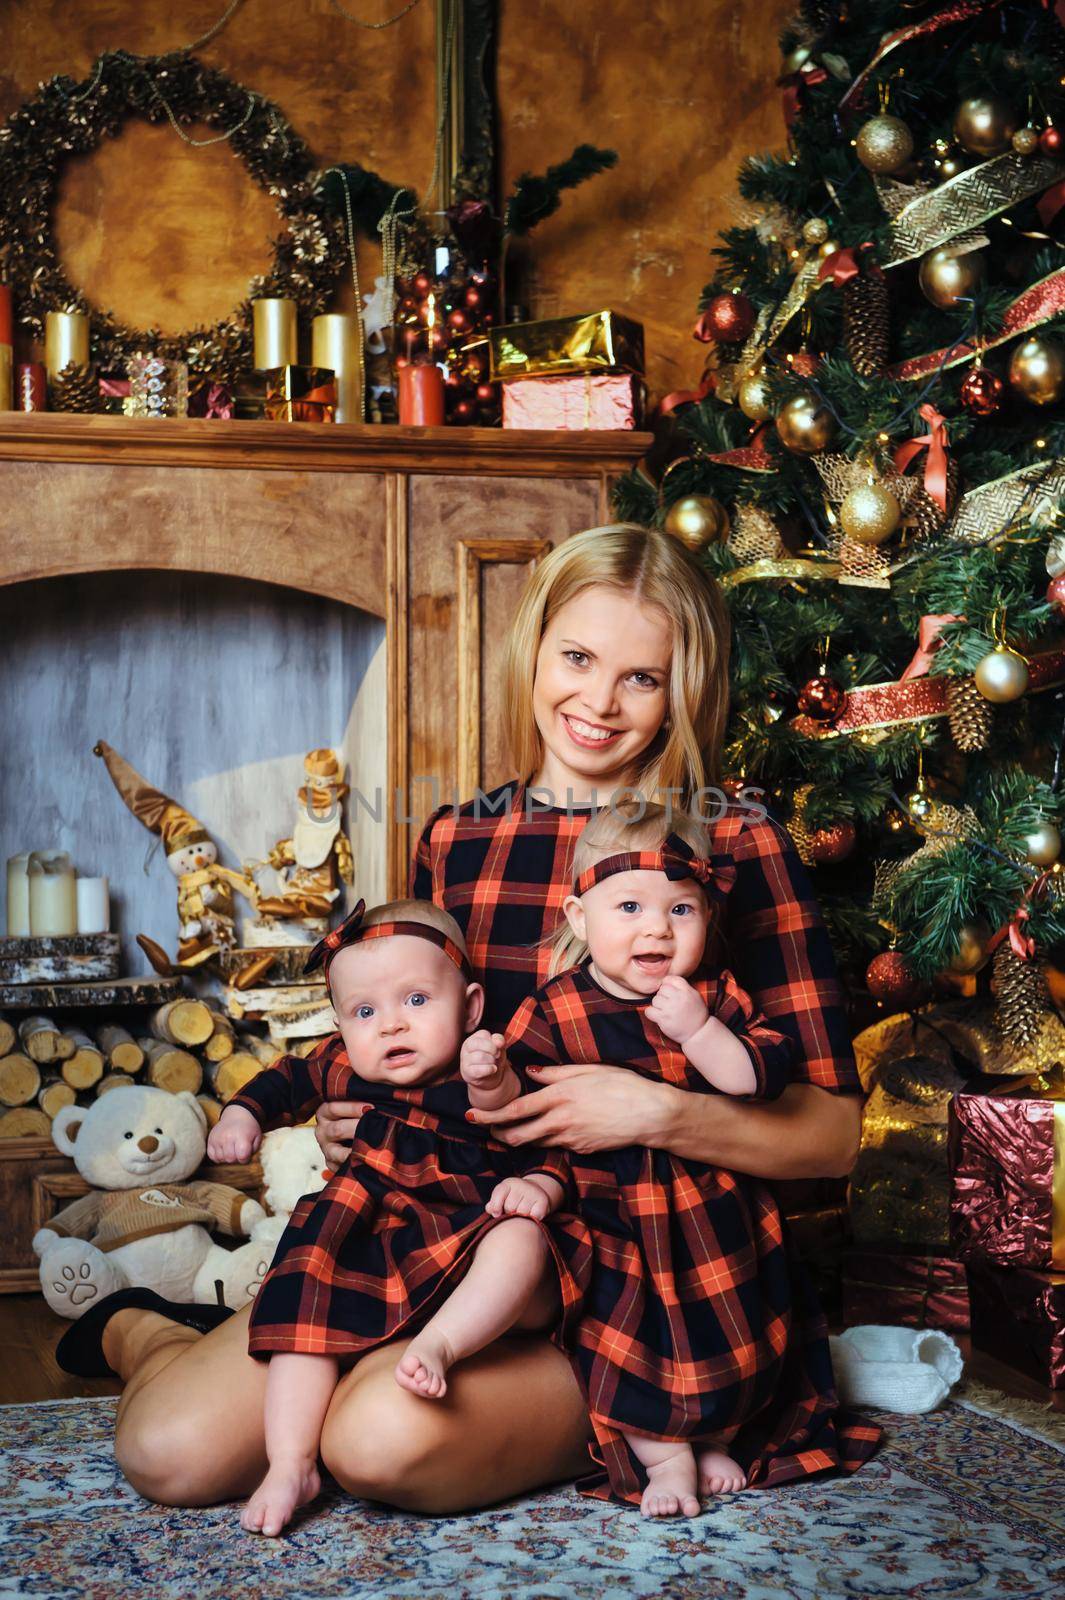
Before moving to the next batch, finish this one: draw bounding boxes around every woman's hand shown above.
[314,1098,373,1168]
[466,1063,678,1155]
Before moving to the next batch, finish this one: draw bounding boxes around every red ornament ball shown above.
[413,271,433,296]
[464,286,483,309]
[453,398,476,422]
[796,670,847,724]
[1048,573,1065,612]
[705,292,757,344]
[1040,125,1064,155]
[447,308,470,334]
[959,364,1004,416]
[789,349,820,377]
[807,820,858,864]
[866,950,923,1007]
[475,383,496,402]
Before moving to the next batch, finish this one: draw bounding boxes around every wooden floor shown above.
[1,1291,1062,1412]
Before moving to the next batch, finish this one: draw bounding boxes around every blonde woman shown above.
[69,526,871,1515]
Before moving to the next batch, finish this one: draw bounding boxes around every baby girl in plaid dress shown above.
[466,800,817,1519]
[207,898,584,1537]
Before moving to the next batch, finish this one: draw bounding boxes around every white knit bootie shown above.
[828,1325,964,1413]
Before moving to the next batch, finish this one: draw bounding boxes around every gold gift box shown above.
[488,310,644,382]
[262,365,337,423]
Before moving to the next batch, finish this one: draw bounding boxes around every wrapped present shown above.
[842,1249,970,1332]
[967,1257,1065,1389]
[949,1090,1065,1271]
[189,380,234,420]
[262,365,337,423]
[849,1053,966,1249]
[502,372,644,431]
[488,310,644,382]
[98,374,132,416]
[786,1203,848,1315]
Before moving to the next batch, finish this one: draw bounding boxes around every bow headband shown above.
[306,898,472,981]
[573,833,715,897]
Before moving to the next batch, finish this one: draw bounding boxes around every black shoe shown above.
[54,1286,237,1379]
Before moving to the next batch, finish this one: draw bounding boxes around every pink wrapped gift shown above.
[842,1249,970,1332]
[948,1092,1065,1270]
[967,1258,1065,1389]
[502,372,644,431]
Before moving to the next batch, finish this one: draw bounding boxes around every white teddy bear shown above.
[207,1125,331,1311]
[33,1085,266,1320]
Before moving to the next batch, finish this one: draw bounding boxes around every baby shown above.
[467,801,796,1519]
[207,897,576,1537]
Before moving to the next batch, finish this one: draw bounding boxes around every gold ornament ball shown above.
[855,114,915,174]
[974,645,1029,703]
[904,780,934,825]
[802,217,830,246]
[918,246,986,308]
[1012,126,1040,156]
[663,495,730,549]
[1025,819,1062,867]
[936,154,965,180]
[947,919,992,975]
[839,482,902,546]
[953,95,1018,158]
[738,370,774,421]
[817,239,841,261]
[775,393,836,455]
[1008,335,1065,406]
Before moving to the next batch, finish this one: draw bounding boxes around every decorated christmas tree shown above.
[617,0,1065,1053]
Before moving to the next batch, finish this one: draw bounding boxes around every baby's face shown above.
[328,935,480,1084]
[564,869,709,999]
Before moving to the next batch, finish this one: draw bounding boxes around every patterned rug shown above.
[0,1391,1062,1600]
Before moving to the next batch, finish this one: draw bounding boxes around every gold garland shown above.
[882,149,1065,267]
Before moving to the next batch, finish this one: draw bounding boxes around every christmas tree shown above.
[616,0,1065,1051]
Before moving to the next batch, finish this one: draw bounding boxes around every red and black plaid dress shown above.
[505,959,868,1504]
[410,780,880,1494]
[230,1038,587,1362]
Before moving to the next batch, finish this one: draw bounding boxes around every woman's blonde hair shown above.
[500,524,731,807]
[546,799,711,977]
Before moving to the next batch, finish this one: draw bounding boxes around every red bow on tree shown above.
[894,404,950,512]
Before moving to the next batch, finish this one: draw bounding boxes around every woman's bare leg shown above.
[108,1304,269,1506]
[322,1332,592,1514]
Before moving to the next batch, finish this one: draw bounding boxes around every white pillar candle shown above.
[6,853,30,936]
[27,851,77,936]
[76,876,110,934]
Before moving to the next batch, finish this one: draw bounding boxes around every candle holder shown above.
[128,355,189,419]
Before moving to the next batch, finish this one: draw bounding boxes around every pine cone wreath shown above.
[50,361,102,414]
[946,674,993,752]
[843,272,890,377]
[991,942,1052,1050]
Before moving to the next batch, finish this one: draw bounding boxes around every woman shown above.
[85,526,870,1513]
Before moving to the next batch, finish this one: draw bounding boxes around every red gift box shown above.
[502,372,644,431]
[948,1092,1065,1270]
[967,1257,1065,1389]
[842,1249,970,1332]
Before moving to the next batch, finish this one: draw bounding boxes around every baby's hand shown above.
[207,1105,262,1165]
[460,1028,508,1091]
[645,974,709,1044]
[485,1176,553,1221]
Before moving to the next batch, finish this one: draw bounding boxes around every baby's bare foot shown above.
[241,1456,321,1537]
[640,1446,701,1518]
[395,1329,456,1399]
[696,1445,747,1495]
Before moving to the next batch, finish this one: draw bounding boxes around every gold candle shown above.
[253,298,297,370]
[45,311,90,380]
[311,313,364,423]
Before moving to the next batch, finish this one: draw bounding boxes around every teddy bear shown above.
[33,1084,266,1320]
[206,1124,331,1311]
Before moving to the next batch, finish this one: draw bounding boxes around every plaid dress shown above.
[230,1036,588,1362]
[504,960,876,1504]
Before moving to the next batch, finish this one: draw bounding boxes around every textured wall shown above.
[0,0,791,399]
[0,572,386,971]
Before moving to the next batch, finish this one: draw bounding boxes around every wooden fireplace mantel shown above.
[0,413,651,893]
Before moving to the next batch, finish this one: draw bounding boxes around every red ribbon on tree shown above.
[659,374,714,416]
[1037,179,1065,228]
[900,613,964,681]
[780,64,828,129]
[893,404,950,511]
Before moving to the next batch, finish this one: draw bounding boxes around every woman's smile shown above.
[561,712,624,749]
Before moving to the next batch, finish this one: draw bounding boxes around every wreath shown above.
[0,51,351,384]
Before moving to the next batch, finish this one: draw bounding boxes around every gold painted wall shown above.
[0,0,791,400]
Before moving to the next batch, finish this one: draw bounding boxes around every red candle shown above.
[17,363,46,411]
[0,284,12,347]
[398,362,445,426]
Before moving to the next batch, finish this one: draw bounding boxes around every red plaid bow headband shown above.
[573,833,715,897]
[306,898,472,981]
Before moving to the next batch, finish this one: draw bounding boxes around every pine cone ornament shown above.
[908,458,961,542]
[991,943,1052,1049]
[50,361,101,414]
[946,674,993,752]
[843,273,890,377]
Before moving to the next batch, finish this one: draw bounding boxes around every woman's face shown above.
[532,585,672,799]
